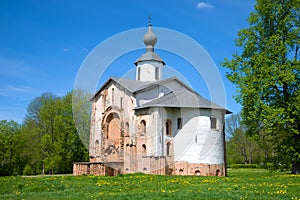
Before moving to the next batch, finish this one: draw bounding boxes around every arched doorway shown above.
[179,169,184,175]
[103,112,122,161]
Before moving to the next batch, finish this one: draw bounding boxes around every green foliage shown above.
[72,89,92,149]
[222,0,300,172]
[228,164,260,169]
[0,170,299,199]
[226,113,272,165]
[0,91,89,176]
[0,120,21,175]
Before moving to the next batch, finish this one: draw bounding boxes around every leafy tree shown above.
[0,120,21,175]
[21,92,88,175]
[226,113,265,165]
[222,0,300,173]
[72,89,92,149]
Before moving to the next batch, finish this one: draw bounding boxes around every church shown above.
[73,22,231,176]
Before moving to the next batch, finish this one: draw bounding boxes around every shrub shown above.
[228,164,260,169]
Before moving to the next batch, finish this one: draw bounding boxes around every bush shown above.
[228,164,261,169]
[23,165,33,175]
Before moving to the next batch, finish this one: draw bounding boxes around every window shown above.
[165,120,172,136]
[166,142,171,156]
[120,97,123,109]
[177,118,182,129]
[155,67,159,80]
[210,117,217,129]
[142,144,146,153]
[137,67,141,80]
[140,120,146,134]
[112,88,114,104]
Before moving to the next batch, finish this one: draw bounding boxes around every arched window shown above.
[166,142,171,156]
[142,144,146,153]
[112,88,115,104]
[155,67,159,80]
[140,120,146,135]
[165,120,172,136]
[137,67,141,80]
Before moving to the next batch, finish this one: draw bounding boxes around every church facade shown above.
[73,23,231,176]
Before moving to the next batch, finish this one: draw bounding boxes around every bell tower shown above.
[135,19,165,81]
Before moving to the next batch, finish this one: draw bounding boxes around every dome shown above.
[143,26,157,48]
[134,22,165,66]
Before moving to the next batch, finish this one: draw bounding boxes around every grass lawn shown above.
[0,169,299,199]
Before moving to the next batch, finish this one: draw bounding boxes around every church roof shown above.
[135,88,231,113]
[92,76,231,114]
[134,51,165,66]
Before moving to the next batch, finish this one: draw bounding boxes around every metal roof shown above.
[134,87,231,113]
[134,52,165,65]
[92,76,231,113]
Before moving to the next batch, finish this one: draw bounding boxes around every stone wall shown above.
[172,161,225,176]
[73,162,121,176]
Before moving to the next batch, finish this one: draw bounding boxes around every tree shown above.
[226,113,266,165]
[21,92,88,175]
[72,89,92,149]
[222,0,300,173]
[0,120,21,175]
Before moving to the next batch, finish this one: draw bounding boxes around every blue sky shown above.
[0,0,255,123]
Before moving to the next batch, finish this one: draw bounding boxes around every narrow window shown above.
[120,97,123,109]
[137,67,141,80]
[141,120,146,134]
[177,118,182,129]
[210,117,217,129]
[165,120,172,136]
[155,67,159,80]
[112,88,115,104]
[166,142,171,156]
[142,144,146,153]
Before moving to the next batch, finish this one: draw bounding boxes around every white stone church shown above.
[73,23,231,176]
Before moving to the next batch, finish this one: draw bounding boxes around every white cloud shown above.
[197,2,213,9]
[7,85,36,93]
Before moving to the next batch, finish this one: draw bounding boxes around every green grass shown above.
[0,169,299,199]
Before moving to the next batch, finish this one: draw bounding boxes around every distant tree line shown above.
[0,91,90,176]
[226,113,276,169]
